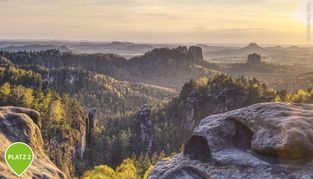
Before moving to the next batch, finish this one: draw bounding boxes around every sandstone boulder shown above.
[149,103,313,179]
[0,107,66,179]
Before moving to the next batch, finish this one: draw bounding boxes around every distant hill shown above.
[196,43,237,52]
[1,46,218,89]
[71,41,156,58]
[240,43,266,53]
[203,43,313,66]
[207,43,268,57]
[0,40,177,58]
[0,44,71,52]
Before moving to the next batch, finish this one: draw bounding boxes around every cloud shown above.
[0,0,305,44]
[67,25,83,29]
[195,27,268,32]
[0,0,295,7]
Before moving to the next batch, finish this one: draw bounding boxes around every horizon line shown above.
[1,38,313,47]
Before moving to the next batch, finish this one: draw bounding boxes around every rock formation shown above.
[45,105,87,178]
[188,46,204,62]
[129,46,204,65]
[184,92,199,130]
[137,104,153,153]
[0,106,41,128]
[86,108,97,147]
[176,46,188,54]
[149,103,313,179]
[0,107,65,178]
[247,53,261,65]
[131,104,153,154]
[206,86,272,114]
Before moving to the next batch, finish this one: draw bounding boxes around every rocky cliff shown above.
[188,46,203,62]
[180,76,274,130]
[247,53,261,65]
[128,46,204,66]
[131,104,153,154]
[0,107,65,178]
[44,104,87,178]
[125,46,213,88]
[149,103,313,179]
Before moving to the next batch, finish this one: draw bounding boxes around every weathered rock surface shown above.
[130,104,153,155]
[137,104,153,153]
[188,46,204,62]
[45,106,86,178]
[0,107,66,179]
[86,108,97,147]
[247,53,261,65]
[149,103,313,179]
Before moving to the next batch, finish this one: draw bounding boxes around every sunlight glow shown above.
[0,0,309,44]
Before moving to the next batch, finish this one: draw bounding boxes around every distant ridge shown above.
[241,43,264,51]
[0,44,71,52]
[207,43,268,57]
[72,41,155,57]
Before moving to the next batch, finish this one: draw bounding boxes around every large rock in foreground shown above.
[149,103,313,179]
[0,107,65,178]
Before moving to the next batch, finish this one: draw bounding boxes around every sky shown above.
[0,0,311,44]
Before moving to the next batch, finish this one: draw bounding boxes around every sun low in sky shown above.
[0,0,311,44]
